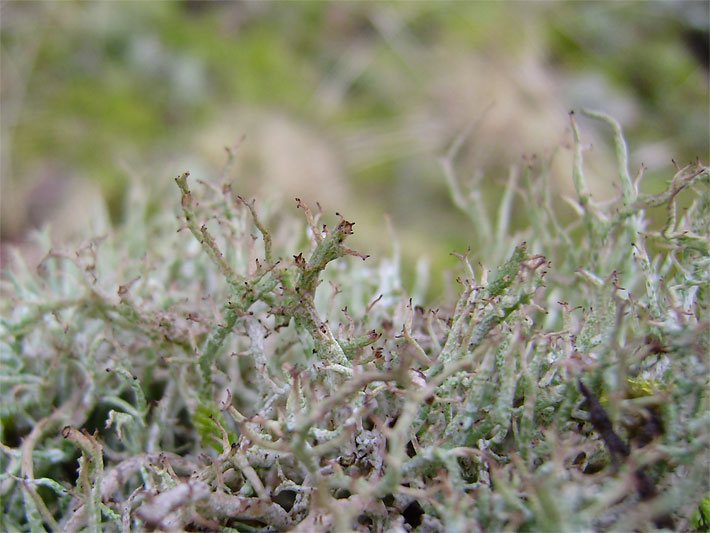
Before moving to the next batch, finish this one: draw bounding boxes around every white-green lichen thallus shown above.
[0,115,707,531]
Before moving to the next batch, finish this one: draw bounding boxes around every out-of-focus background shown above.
[2,1,708,284]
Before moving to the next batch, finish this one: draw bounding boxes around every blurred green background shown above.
[1,0,708,289]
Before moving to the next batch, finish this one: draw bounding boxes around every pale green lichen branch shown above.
[582,109,636,206]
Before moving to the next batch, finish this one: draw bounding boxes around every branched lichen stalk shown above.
[199,304,240,399]
[235,194,274,266]
[290,217,367,366]
[175,172,245,291]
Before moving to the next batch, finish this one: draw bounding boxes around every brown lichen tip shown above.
[336,219,355,235]
[293,253,306,269]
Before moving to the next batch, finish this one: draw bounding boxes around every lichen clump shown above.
[1,112,708,531]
